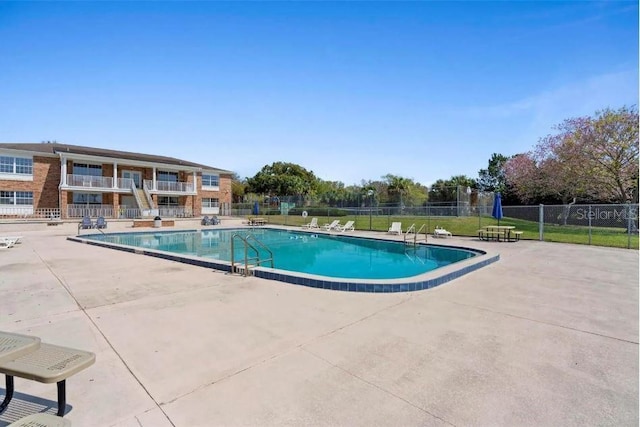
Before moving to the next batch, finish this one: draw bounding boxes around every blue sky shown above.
[0,1,637,186]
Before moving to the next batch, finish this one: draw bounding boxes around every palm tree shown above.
[386,175,411,209]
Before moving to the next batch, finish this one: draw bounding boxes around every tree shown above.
[428,175,476,203]
[477,153,510,193]
[230,173,247,203]
[578,106,639,203]
[382,175,427,207]
[505,105,639,205]
[385,174,411,207]
[316,180,348,205]
[246,162,319,196]
[503,154,543,203]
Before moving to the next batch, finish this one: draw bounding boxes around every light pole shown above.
[367,189,374,231]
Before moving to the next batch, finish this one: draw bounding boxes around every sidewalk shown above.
[0,221,637,426]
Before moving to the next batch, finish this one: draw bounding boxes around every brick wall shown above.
[197,173,232,216]
[0,156,61,210]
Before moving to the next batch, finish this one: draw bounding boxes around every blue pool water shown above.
[84,228,477,280]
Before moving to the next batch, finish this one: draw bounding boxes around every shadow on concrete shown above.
[0,390,71,426]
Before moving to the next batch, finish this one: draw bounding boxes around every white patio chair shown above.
[388,222,402,235]
[336,220,355,232]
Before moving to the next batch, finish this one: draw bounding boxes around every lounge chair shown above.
[0,238,16,249]
[302,217,319,229]
[79,216,94,230]
[202,215,220,226]
[336,220,355,232]
[323,220,341,231]
[388,222,402,235]
[433,226,452,238]
[95,216,107,229]
[0,236,22,244]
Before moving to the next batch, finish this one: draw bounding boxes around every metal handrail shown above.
[230,233,274,276]
[131,181,144,211]
[416,224,428,244]
[403,224,415,245]
[404,224,427,246]
[245,234,274,268]
[142,182,154,209]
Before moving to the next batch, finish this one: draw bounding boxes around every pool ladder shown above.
[230,233,274,276]
[404,224,428,246]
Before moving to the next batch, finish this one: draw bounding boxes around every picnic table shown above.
[478,225,522,242]
[0,331,95,417]
[248,217,267,226]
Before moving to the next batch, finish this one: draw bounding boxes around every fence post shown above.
[588,205,592,245]
[627,203,632,250]
[539,204,544,241]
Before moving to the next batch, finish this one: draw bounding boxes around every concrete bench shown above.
[0,343,95,417]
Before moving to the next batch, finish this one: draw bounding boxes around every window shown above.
[202,174,219,187]
[157,171,179,182]
[202,198,219,208]
[15,191,33,205]
[158,196,179,206]
[0,190,33,206]
[72,193,102,204]
[0,191,13,205]
[0,156,33,175]
[73,163,102,176]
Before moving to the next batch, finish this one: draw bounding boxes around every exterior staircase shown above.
[136,189,150,210]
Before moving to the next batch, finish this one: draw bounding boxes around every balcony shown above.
[66,175,134,190]
[144,180,195,194]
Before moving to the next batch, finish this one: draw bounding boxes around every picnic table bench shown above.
[8,413,71,426]
[0,331,95,417]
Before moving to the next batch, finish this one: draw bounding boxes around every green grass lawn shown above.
[259,214,639,249]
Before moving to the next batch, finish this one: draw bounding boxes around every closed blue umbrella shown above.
[252,201,260,215]
[492,192,503,226]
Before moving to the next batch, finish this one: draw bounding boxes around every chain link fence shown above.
[230,193,638,249]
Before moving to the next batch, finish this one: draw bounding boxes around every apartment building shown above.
[0,142,233,220]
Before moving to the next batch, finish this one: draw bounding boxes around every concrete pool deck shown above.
[0,219,638,426]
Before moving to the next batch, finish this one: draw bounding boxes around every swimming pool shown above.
[71,228,499,292]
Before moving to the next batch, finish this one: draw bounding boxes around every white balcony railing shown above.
[66,175,137,190]
[67,174,113,188]
[143,179,194,193]
[117,177,134,189]
[67,204,114,218]
[157,206,194,218]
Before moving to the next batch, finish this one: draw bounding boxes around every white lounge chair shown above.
[1,241,15,249]
[302,217,319,229]
[336,220,355,232]
[1,236,22,244]
[0,238,18,248]
[323,220,341,231]
[433,226,452,238]
[388,222,402,235]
